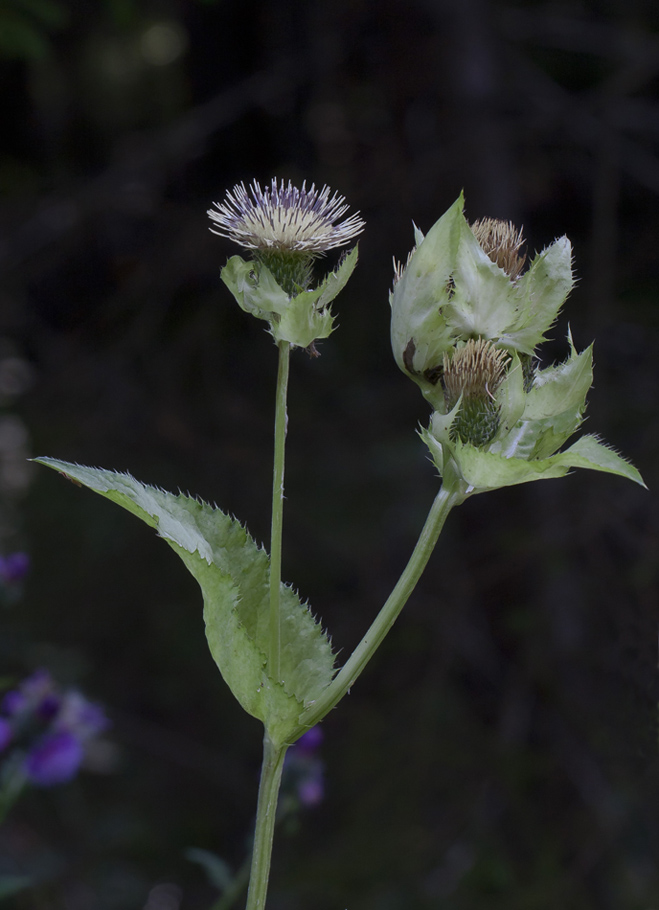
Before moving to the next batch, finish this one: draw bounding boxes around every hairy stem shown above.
[269,340,291,683]
[244,734,287,910]
[294,484,460,733]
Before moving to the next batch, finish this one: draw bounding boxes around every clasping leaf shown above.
[36,459,335,748]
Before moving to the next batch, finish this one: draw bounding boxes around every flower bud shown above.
[442,339,510,447]
[393,196,644,494]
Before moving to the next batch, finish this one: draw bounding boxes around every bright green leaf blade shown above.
[447,217,521,340]
[273,293,335,347]
[313,244,359,309]
[524,343,592,421]
[35,458,335,745]
[492,343,592,460]
[454,444,571,492]
[390,195,463,378]
[502,237,573,352]
[554,435,646,487]
[221,255,289,320]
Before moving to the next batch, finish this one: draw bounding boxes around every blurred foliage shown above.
[0,0,67,61]
[0,0,658,907]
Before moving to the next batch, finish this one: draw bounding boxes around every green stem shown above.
[269,340,291,683]
[244,734,287,910]
[294,484,460,734]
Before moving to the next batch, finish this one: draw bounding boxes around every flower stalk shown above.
[269,341,290,683]
[296,482,462,734]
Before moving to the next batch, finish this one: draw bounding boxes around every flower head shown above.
[213,180,363,348]
[471,217,526,279]
[208,179,364,255]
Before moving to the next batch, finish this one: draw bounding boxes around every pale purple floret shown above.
[24,730,84,786]
[208,179,364,253]
[0,552,29,584]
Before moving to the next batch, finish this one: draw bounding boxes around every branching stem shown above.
[294,483,461,734]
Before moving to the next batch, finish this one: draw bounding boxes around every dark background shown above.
[1,0,658,907]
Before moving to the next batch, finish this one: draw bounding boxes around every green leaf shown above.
[273,294,334,347]
[502,237,573,352]
[389,195,463,379]
[35,459,335,747]
[272,245,357,347]
[313,244,359,309]
[221,256,289,321]
[453,444,571,492]
[446,217,521,341]
[553,435,646,487]
[449,431,645,493]
[492,343,592,460]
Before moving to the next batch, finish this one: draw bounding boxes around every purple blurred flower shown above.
[0,552,29,585]
[284,726,325,808]
[24,730,84,786]
[56,692,109,740]
[294,726,323,756]
[0,670,110,791]
[0,717,13,752]
[297,760,324,806]
[2,668,55,717]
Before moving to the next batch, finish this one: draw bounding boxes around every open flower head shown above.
[208,179,364,255]
[390,194,644,496]
[212,179,364,349]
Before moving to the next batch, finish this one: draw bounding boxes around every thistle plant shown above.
[36,186,644,910]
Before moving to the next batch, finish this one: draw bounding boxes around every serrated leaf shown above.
[454,444,571,491]
[272,291,335,347]
[221,255,289,321]
[271,247,358,345]
[553,435,646,486]
[35,459,335,747]
[390,195,463,378]
[501,237,573,352]
[492,344,592,460]
[446,217,521,340]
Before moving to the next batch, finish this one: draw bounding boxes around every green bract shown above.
[221,245,359,349]
[35,458,335,749]
[391,195,645,495]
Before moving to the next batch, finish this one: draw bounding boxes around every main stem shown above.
[294,483,460,734]
[269,340,291,683]
[244,734,287,910]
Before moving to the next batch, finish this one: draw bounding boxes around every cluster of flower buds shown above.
[0,669,109,789]
[209,179,364,350]
[390,195,643,495]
